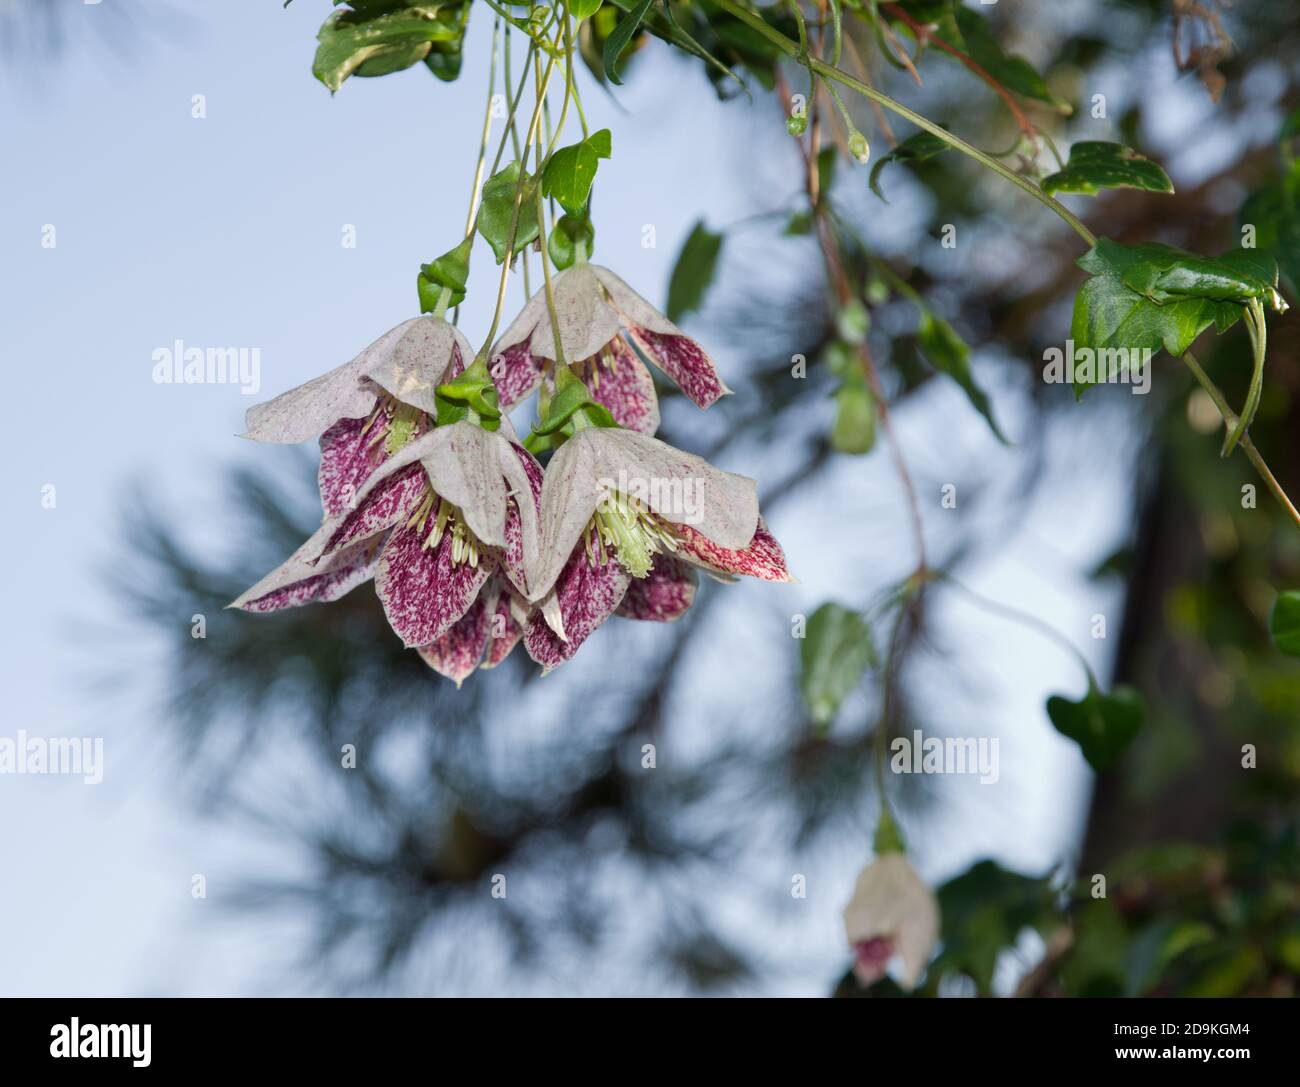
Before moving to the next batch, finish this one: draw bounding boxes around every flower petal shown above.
[592,265,731,409]
[500,443,545,597]
[374,519,495,648]
[616,555,697,621]
[489,341,546,413]
[229,522,379,612]
[523,550,630,672]
[318,415,388,518]
[527,265,623,364]
[417,579,500,686]
[582,338,660,435]
[530,428,759,600]
[675,518,793,583]
[418,422,513,549]
[362,318,470,417]
[316,463,428,560]
[242,320,418,444]
[481,586,525,670]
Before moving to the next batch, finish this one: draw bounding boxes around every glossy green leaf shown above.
[476,163,540,264]
[570,0,604,19]
[916,310,1008,443]
[1046,684,1144,771]
[1041,141,1174,197]
[542,130,612,217]
[1268,590,1300,656]
[1070,239,1285,394]
[869,131,951,200]
[800,603,874,727]
[603,0,654,85]
[313,3,465,93]
[666,221,723,323]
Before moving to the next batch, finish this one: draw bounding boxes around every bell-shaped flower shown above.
[231,414,544,659]
[242,316,473,516]
[491,264,731,434]
[522,421,792,671]
[841,852,941,991]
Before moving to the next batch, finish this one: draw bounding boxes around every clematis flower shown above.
[491,263,731,434]
[522,424,792,671]
[231,419,544,665]
[841,852,941,990]
[242,316,473,516]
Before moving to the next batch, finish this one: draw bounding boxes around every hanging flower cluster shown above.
[231,266,792,683]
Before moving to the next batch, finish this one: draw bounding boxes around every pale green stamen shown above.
[588,493,679,578]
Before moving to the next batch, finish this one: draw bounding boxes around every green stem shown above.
[711,0,1097,246]
[1181,349,1300,530]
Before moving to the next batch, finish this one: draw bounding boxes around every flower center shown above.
[361,396,425,458]
[585,492,679,578]
[406,488,483,568]
[851,937,895,986]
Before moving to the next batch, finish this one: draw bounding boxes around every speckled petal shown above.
[490,341,547,412]
[676,518,793,582]
[481,586,525,670]
[363,318,471,417]
[375,520,496,648]
[523,550,631,672]
[228,522,379,612]
[315,463,428,560]
[501,443,545,597]
[616,556,698,621]
[592,264,731,409]
[530,428,759,600]
[417,579,500,686]
[584,339,660,435]
[319,415,389,517]
[242,320,416,444]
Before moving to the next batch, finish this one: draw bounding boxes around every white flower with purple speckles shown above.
[491,264,732,436]
[231,420,544,678]
[521,425,793,672]
[243,316,473,516]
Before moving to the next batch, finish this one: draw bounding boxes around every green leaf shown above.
[799,603,874,727]
[831,372,877,455]
[817,146,836,197]
[476,162,540,264]
[1268,590,1300,656]
[548,212,596,271]
[569,0,604,19]
[541,129,612,217]
[931,860,1059,995]
[1046,684,1144,771]
[916,310,1008,443]
[313,3,465,93]
[603,0,654,85]
[417,236,472,311]
[869,130,951,200]
[666,221,723,323]
[1070,239,1286,394]
[1041,141,1174,197]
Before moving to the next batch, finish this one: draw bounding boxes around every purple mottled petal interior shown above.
[481,589,524,669]
[676,518,793,582]
[417,579,499,686]
[319,463,427,558]
[626,326,728,410]
[585,339,660,435]
[375,519,495,647]
[524,550,631,671]
[616,555,697,621]
[491,342,546,412]
[319,415,388,518]
[240,538,380,613]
